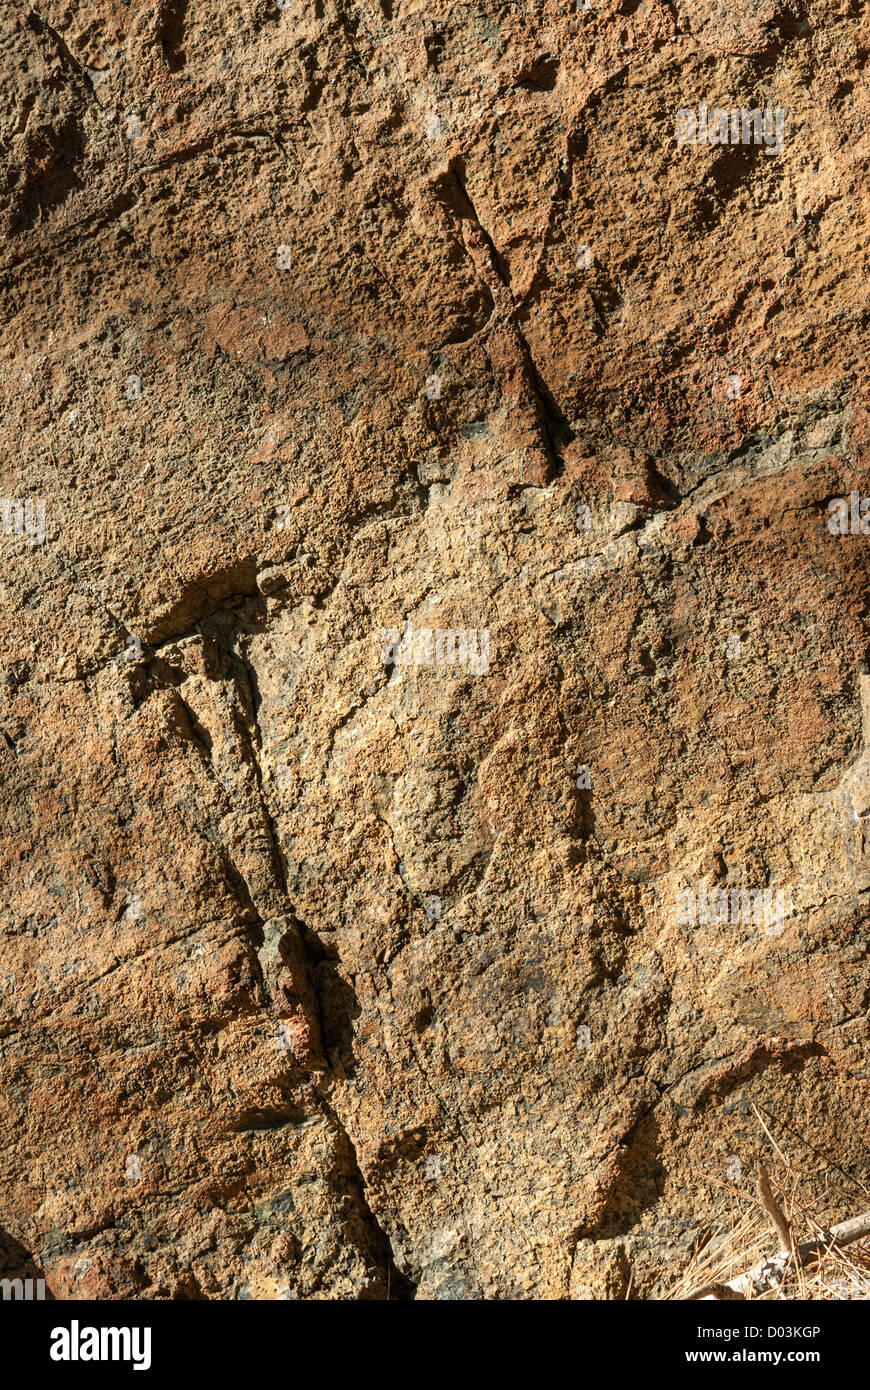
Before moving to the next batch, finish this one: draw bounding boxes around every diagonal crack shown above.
[316,1089,418,1299]
[432,158,574,484]
[25,10,97,100]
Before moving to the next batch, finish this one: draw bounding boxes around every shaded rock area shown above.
[0,0,869,1299]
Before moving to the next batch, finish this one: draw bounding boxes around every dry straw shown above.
[669,1107,870,1301]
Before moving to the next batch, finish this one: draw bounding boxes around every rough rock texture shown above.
[1,0,870,1300]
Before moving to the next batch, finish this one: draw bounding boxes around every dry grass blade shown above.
[670,1156,870,1301]
[757,1161,793,1254]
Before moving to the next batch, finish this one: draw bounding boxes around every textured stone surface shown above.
[1,0,869,1300]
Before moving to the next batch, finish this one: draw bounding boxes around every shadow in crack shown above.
[570,776,596,843]
[9,112,84,234]
[587,1111,666,1242]
[300,924,364,1080]
[157,0,189,71]
[325,1107,418,1301]
[0,1228,55,1299]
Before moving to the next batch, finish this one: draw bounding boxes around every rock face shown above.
[1,0,869,1301]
